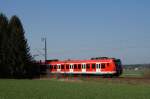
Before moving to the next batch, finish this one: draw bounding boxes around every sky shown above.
[0,0,150,64]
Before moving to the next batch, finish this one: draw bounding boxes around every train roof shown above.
[47,58,117,64]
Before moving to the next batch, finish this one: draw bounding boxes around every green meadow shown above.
[0,78,150,99]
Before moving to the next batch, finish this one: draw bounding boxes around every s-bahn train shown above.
[46,57,123,77]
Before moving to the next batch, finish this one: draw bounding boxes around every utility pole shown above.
[42,37,47,63]
[44,37,47,63]
[42,37,50,78]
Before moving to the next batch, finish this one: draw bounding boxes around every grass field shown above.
[0,78,150,99]
[121,69,150,78]
[121,69,144,77]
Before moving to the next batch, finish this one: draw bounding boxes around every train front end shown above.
[113,59,123,77]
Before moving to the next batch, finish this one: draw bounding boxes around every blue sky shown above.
[0,0,150,64]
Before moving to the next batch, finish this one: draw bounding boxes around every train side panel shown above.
[48,58,122,76]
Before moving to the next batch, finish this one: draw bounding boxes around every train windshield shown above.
[114,59,122,66]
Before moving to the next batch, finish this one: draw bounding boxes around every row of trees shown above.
[0,13,40,78]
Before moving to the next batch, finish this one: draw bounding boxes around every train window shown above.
[107,63,110,67]
[78,64,81,69]
[84,64,86,69]
[70,65,72,69]
[101,63,105,69]
[57,65,60,69]
[61,65,64,69]
[86,64,90,69]
[99,64,100,69]
[92,64,95,69]
[74,64,77,69]
[66,64,69,69]
[82,64,84,69]
[96,64,99,68]
[54,65,57,69]
[82,64,85,69]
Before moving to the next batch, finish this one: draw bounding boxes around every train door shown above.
[82,63,86,73]
[57,64,61,72]
[96,63,100,73]
[70,64,73,73]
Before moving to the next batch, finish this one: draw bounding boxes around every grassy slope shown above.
[0,79,150,99]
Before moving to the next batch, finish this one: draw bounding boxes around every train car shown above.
[47,57,123,77]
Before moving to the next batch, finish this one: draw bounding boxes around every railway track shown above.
[49,73,150,80]
[117,76,150,80]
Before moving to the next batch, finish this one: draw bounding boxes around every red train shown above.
[47,57,123,77]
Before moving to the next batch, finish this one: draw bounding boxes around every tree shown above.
[8,15,32,78]
[0,13,40,78]
[0,13,9,78]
